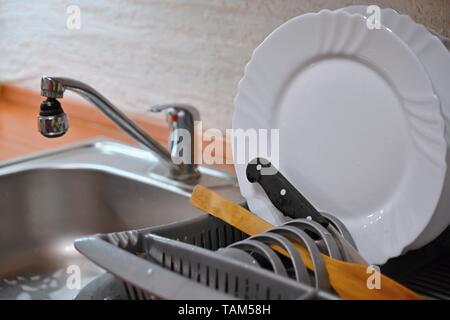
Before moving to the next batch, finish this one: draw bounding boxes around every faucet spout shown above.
[39,76,200,180]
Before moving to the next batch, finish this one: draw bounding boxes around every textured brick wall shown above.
[1,0,448,129]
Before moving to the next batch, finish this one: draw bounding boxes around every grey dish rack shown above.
[74,214,338,300]
[72,184,450,301]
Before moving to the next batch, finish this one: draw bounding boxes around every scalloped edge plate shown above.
[340,6,450,146]
[232,10,447,264]
[338,6,450,252]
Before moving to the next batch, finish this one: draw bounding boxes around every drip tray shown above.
[383,224,450,300]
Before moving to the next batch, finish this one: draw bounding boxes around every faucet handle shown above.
[149,104,200,124]
[149,104,200,178]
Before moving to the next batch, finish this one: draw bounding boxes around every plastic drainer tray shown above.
[75,215,337,300]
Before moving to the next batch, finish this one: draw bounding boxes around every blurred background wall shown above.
[0,0,448,130]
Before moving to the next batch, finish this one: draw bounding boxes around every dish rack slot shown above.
[148,215,248,250]
[143,233,302,299]
[75,215,337,300]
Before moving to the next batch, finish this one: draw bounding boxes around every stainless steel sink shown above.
[0,138,242,300]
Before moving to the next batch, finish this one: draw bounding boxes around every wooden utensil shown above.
[190,185,422,300]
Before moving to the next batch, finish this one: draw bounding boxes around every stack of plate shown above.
[232,7,450,264]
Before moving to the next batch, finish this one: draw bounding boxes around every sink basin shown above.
[0,139,242,299]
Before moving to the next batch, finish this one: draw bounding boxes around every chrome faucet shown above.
[149,104,200,171]
[38,76,200,180]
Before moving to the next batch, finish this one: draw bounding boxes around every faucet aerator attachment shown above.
[36,76,199,180]
[38,97,69,138]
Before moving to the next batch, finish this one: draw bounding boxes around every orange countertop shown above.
[0,84,233,171]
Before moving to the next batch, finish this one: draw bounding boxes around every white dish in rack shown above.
[233,10,447,264]
[338,5,450,252]
[340,6,450,145]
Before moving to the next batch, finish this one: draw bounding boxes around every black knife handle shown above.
[246,157,328,226]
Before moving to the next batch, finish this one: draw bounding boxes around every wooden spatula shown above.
[190,185,422,300]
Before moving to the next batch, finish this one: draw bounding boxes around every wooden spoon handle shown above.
[190,185,422,300]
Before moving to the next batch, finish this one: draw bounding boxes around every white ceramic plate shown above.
[232,10,447,264]
[340,6,450,145]
[338,6,450,252]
